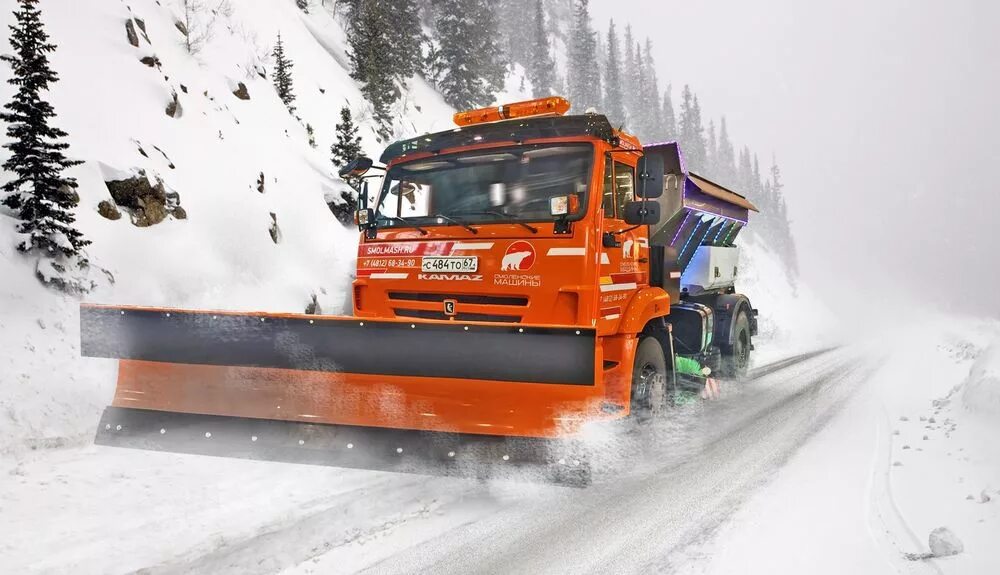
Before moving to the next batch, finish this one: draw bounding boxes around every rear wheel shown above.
[720,310,752,379]
[630,337,667,420]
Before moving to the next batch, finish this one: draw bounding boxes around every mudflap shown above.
[95,407,593,487]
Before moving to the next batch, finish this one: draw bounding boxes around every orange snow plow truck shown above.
[81,97,758,472]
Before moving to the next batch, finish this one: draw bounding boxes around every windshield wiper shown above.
[382,215,428,235]
[434,213,478,234]
[457,210,538,234]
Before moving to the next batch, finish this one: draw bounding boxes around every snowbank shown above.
[962,339,1000,417]
[736,232,839,364]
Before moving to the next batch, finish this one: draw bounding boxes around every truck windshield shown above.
[374,143,593,228]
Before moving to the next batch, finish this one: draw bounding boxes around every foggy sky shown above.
[591,0,1000,318]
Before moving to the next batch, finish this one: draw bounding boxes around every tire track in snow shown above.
[341,350,874,574]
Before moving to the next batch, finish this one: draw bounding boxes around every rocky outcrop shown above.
[104,172,185,227]
[139,55,161,68]
[165,92,182,118]
[125,20,139,47]
[233,82,250,100]
[268,212,281,244]
[97,200,121,220]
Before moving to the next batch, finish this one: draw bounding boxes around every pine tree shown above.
[602,19,625,127]
[622,25,638,124]
[566,0,600,112]
[272,32,295,112]
[738,145,753,196]
[433,0,506,109]
[527,0,555,98]
[331,106,363,189]
[1,0,88,262]
[641,39,663,140]
[706,119,718,178]
[346,0,423,140]
[497,0,534,70]
[678,85,705,171]
[717,116,735,186]
[661,85,676,141]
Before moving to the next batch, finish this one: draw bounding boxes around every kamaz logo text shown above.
[418,273,483,281]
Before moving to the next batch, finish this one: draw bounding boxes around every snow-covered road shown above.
[2,334,997,574]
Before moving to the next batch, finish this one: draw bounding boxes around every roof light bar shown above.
[453,96,571,127]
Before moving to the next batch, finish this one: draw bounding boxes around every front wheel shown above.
[720,310,752,379]
[630,337,667,420]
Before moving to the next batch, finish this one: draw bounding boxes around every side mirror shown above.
[622,200,661,226]
[636,153,665,199]
[354,207,375,229]
[548,194,580,216]
[338,156,373,179]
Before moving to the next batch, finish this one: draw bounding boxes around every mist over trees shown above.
[336,0,798,275]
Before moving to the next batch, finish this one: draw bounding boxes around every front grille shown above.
[393,309,522,323]
[388,292,528,306]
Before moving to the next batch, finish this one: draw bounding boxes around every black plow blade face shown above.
[95,407,592,487]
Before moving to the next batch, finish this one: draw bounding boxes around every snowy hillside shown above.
[0,1,806,457]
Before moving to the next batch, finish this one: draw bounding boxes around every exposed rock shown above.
[232,82,250,100]
[97,200,121,220]
[900,416,909,421]
[134,18,148,40]
[305,294,322,315]
[172,205,187,220]
[980,490,992,503]
[125,20,139,47]
[59,183,80,206]
[928,527,963,557]
[268,212,281,244]
[256,171,265,194]
[892,461,903,467]
[180,84,188,94]
[174,20,188,36]
[902,445,910,450]
[165,92,182,118]
[140,55,161,68]
[104,172,184,227]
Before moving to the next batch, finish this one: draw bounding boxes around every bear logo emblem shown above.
[501,241,536,271]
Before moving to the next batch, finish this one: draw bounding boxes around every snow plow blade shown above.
[95,406,592,486]
[80,304,606,440]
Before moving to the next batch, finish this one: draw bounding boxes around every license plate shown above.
[421,256,478,273]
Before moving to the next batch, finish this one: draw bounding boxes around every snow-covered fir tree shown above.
[331,106,363,189]
[345,0,423,140]
[622,25,638,123]
[1,0,88,266]
[272,32,295,112]
[678,85,706,171]
[602,19,625,127]
[661,86,676,141]
[716,116,736,186]
[527,0,555,98]
[640,39,663,140]
[706,119,718,178]
[496,0,533,71]
[566,0,600,112]
[432,0,506,109]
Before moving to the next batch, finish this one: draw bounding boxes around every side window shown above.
[602,156,615,217]
[614,163,635,214]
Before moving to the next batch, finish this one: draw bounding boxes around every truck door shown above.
[599,155,647,328]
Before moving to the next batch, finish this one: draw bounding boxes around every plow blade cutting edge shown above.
[81,304,605,474]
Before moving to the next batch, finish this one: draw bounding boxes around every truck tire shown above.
[720,309,752,379]
[630,337,667,420]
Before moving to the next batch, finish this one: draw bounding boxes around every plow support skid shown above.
[81,305,604,438]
